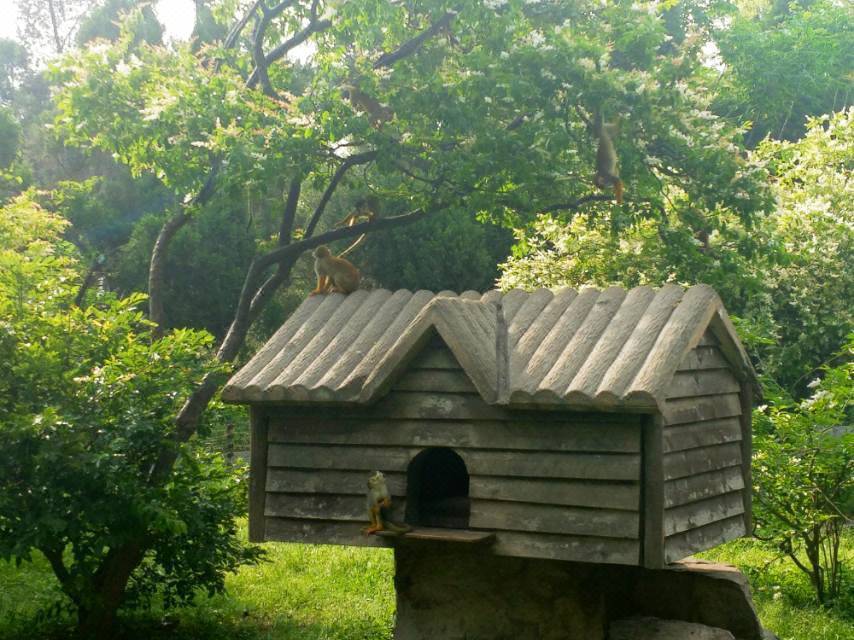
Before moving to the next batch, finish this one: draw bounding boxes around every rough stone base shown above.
[393,546,764,640]
[610,617,736,640]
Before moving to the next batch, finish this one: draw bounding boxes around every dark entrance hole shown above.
[405,447,470,529]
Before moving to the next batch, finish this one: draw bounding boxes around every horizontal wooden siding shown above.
[662,339,747,562]
[263,341,642,565]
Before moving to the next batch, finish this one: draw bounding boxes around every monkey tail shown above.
[614,179,624,205]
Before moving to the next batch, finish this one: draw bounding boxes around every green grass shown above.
[699,536,854,640]
[1,530,851,639]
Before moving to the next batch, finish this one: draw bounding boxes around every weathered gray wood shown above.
[663,491,745,536]
[379,528,495,544]
[262,292,373,398]
[677,346,729,372]
[739,384,753,534]
[223,295,325,394]
[664,515,746,564]
[595,285,685,402]
[666,369,741,400]
[371,391,509,420]
[409,344,461,370]
[642,415,665,569]
[470,477,639,510]
[465,450,640,481]
[540,286,628,396]
[268,443,414,471]
[662,393,742,425]
[697,330,719,346]
[507,289,554,347]
[663,442,742,481]
[265,493,406,522]
[470,500,639,538]
[362,298,500,404]
[490,531,639,565]
[480,289,503,305]
[249,408,269,542]
[625,285,719,401]
[284,290,391,391]
[662,417,742,453]
[513,288,600,396]
[267,443,640,481]
[268,417,641,453]
[565,286,655,400]
[266,468,406,496]
[512,288,578,363]
[501,288,530,324]
[266,493,363,520]
[339,290,436,392]
[664,467,745,509]
[264,517,389,548]
[707,312,758,387]
[392,369,478,393]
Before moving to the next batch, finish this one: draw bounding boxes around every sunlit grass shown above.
[700,534,854,640]
[1,525,851,639]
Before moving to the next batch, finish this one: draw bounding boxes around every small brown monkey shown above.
[311,245,360,295]
[341,84,393,127]
[364,471,410,535]
[593,113,624,204]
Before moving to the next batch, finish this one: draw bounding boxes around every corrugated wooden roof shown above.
[222,285,756,411]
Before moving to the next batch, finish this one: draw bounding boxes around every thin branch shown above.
[279,178,302,243]
[224,0,264,49]
[373,11,456,69]
[540,193,614,213]
[247,0,330,90]
[305,150,378,238]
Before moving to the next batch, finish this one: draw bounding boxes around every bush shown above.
[0,195,262,638]
[753,335,854,604]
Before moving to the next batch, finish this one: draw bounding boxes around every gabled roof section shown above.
[221,284,758,411]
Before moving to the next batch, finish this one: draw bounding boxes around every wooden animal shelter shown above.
[222,284,758,570]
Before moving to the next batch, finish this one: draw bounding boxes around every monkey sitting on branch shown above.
[364,471,410,535]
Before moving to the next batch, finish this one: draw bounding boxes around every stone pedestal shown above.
[392,545,764,640]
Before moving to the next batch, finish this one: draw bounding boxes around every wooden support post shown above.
[248,407,269,543]
[738,385,753,534]
[642,414,664,569]
[225,421,235,466]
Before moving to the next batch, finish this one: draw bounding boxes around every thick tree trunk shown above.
[148,211,188,336]
[75,542,146,639]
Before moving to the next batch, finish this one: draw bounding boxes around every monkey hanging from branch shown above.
[593,109,624,204]
[579,106,625,204]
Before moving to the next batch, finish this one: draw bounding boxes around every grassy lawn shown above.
[1,530,851,639]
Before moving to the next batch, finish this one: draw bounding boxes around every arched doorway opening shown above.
[405,447,470,529]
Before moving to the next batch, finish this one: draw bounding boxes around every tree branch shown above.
[279,178,302,243]
[373,11,456,69]
[224,0,264,49]
[540,193,615,213]
[247,0,331,90]
[305,150,378,238]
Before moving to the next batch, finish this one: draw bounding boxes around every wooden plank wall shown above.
[661,332,747,563]
[264,338,643,565]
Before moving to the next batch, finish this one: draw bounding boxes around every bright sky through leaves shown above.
[0,0,195,43]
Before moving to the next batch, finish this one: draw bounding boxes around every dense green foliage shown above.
[0,197,262,632]
[501,109,853,394]
[713,0,853,145]
[753,337,853,604]
[0,0,851,632]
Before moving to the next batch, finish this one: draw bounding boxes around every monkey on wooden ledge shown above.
[364,471,410,535]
